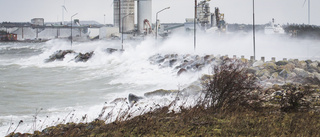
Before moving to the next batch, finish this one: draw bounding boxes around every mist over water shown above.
[0,33,319,136]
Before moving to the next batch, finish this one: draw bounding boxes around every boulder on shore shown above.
[75,51,94,62]
[45,50,75,62]
[128,93,143,104]
[144,89,179,97]
[45,50,95,63]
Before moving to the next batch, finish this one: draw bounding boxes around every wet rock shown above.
[294,68,311,78]
[265,88,276,95]
[169,59,177,67]
[275,60,288,66]
[203,55,211,61]
[110,98,127,104]
[263,62,277,71]
[279,63,295,72]
[271,72,279,79]
[279,69,290,79]
[177,68,187,76]
[309,62,319,70]
[157,58,166,64]
[288,59,298,64]
[193,63,204,70]
[297,61,307,69]
[181,84,202,95]
[306,68,318,73]
[128,93,143,104]
[247,67,258,74]
[303,77,320,85]
[274,90,284,97]
[45,50,75,62]
[240,58,248,63]
[287,72,297,80]
[256,69,271,77]
[75,51,94,62]
[305,60,313,65]
[253,60,264,67]
[272,84,282,91]
[105,48,123,54]
[259,75,269,81]
[144,89,179,97]
[149,54,166,64]
[314,73,320,82]
[200,74,213,82]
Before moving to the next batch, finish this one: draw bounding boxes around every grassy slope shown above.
[8,106,320,137]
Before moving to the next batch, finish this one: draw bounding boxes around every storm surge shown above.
[1,33,319,136]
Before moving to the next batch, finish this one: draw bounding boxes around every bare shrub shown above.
[202,58,260,111]
[278,84,314,112]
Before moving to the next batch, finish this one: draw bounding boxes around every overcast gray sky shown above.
[1,0,319,25]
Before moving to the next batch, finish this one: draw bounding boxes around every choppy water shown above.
[0,33,319,136]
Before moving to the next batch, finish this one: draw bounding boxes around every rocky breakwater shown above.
[250,59,320,86]
[149,54,320,86]
[148,54,320,111]
[149,54,219,76]
[7,54,320,136]
[45,50,94,63]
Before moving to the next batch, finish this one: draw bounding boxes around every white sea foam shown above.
[1,32,320,136]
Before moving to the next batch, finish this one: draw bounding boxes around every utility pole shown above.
[252,0,256,60]
[71,13,78,48]
[21,26,24,39]
[156,7,170,40]
[119,0,121,32]
[308,0,310,24]
[194,0,197,51]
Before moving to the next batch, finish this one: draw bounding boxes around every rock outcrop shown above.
[45,50,75,63]
[45,50,94,63]
[149,54,320,86]
[75,51,94,62]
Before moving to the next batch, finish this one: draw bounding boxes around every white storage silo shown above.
[31,18,44,26]
[113,0,135,33]
[137,0,152,34]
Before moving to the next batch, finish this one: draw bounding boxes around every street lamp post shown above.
[121,12,133,50]
[308,0,310,24]
[71,13,78,48]
[155,7,170,40]
[194,0,197,51]
[252,0,256,60]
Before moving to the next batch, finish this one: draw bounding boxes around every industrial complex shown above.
[0,0,227,42]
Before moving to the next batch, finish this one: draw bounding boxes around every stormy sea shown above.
[1,33,319,136]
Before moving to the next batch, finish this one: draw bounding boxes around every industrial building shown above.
[184,0,227,32]
[110,0,227,39]
[0,30,17,41]
[0,0,227,42]
[112,0,153,36]
[0,18,97,41]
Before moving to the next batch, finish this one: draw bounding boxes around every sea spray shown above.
[1,33,320,136]
[0,39,199,135]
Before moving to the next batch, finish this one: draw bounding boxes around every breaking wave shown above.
[1,33,320,136]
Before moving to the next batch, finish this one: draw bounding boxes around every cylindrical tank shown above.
[113,0,135,33]
[137,0,152,34]
[210,13,215,27]
[31,18,44,26]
